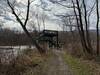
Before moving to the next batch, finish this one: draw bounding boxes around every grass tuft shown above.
[63,53,100,75]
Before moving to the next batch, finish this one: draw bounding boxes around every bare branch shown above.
[24,0,30,27]
[88,1,96,25]
[55,1,78,9]
[7,0,24,26]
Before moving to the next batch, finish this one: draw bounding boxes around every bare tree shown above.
[41,11,46,30]
[6,0,46,54]
[48,0,94,54]
[36,13,41,32]
[96,0,99,56]
[82,0,93,53]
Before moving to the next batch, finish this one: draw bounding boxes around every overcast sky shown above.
[0,0,63,31]
[0,0,99,31]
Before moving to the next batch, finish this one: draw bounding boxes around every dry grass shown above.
[0,49,44,75]
[63,53,100,75]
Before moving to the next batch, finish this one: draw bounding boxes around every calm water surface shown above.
[0,45,34,64]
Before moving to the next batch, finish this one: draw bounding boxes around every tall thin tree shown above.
[96,0,99,56]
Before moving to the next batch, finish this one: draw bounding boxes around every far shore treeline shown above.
[0,28,35,46]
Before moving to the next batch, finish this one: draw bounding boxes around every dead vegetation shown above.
[0,49,44,75]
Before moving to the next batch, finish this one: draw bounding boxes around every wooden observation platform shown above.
[37,30,61,49]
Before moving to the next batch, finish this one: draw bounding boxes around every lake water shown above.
[0,45,35,64]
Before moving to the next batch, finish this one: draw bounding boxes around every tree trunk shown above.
[96,0,99,56]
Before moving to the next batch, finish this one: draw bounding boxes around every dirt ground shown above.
[41,49,73,75]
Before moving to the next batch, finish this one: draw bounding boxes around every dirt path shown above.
[43,50,72,75]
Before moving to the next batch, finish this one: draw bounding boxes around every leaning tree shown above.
[6,0,46,54]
